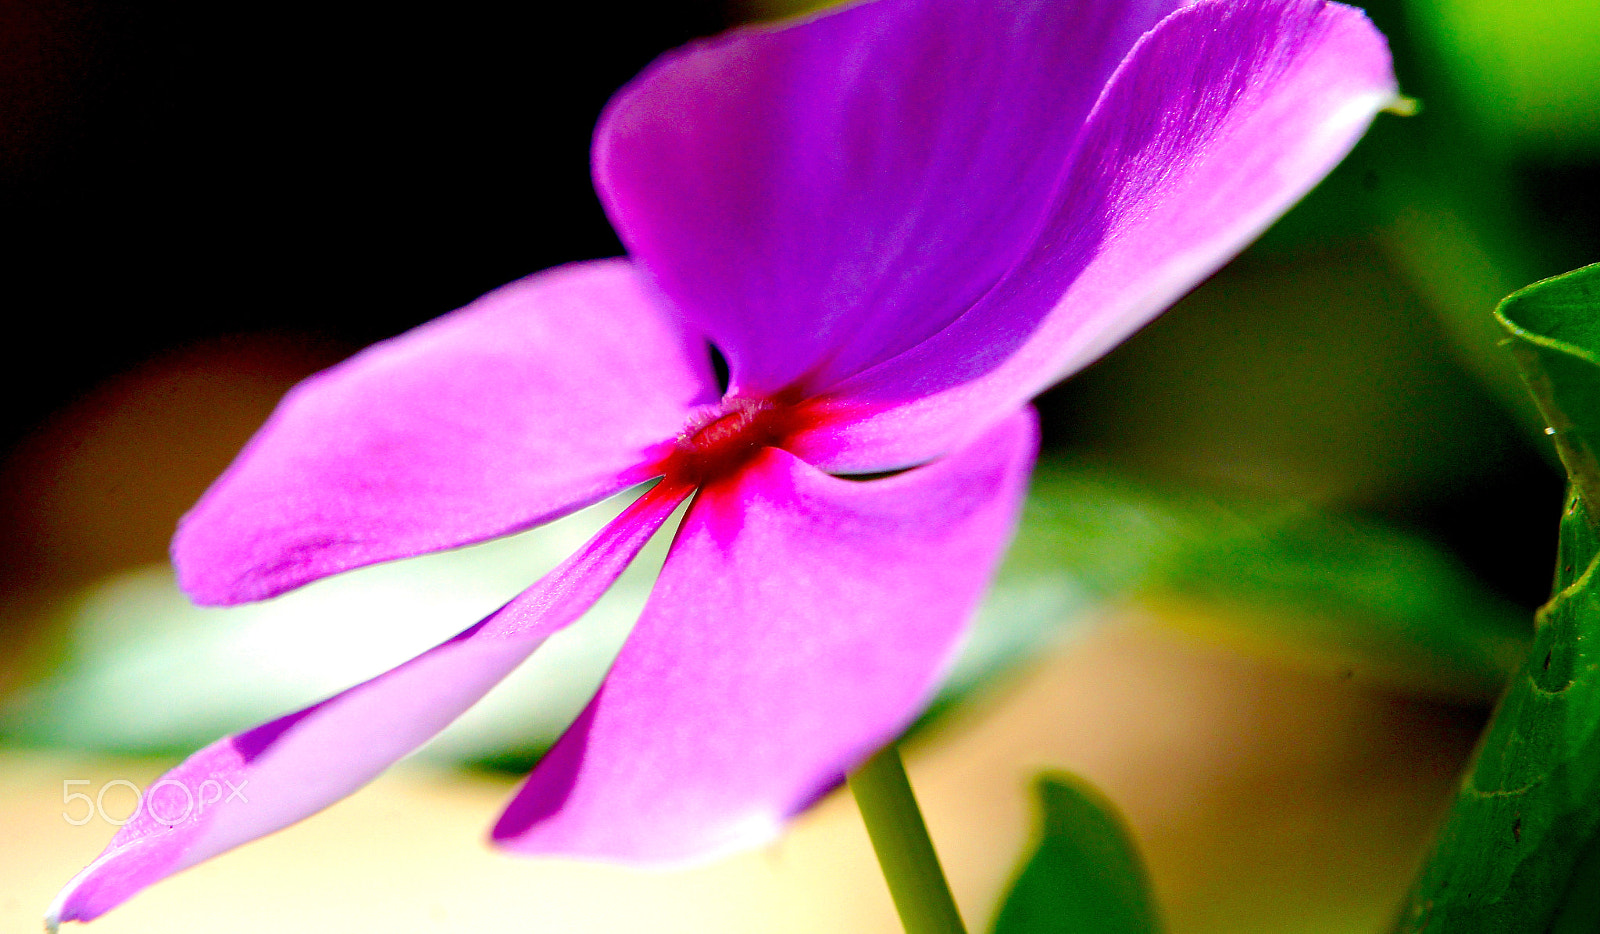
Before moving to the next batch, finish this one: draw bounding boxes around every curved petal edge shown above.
[791,0,1400,473]
[596,0,1183,395]
[175,259,716,605]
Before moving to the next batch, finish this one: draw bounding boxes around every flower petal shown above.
[491,408,1038,861]
[48,481,691,926]
[595,0,1182,395]
[175,259,716,605]
[791,0,1399,472]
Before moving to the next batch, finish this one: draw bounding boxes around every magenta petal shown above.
[48,482,691,926]
[175,259,716,604]
[792,0,1399,473]
[491,408,1038,861]
[596,0,1181,395]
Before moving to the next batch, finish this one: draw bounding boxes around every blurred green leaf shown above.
[8,463,1532,762]
[1411,0,1600,153]
[998,465,1527,704]
[0,494,668,764]
[1398,264,1600,932]
[1152,509,1529,702]
[992,773,1161,934]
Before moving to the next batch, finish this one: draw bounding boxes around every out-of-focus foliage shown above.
[1412,0,1600,153]
[992,773,1161,934]
[1153,507,1527,702]
[1018,467,1528,702]
[5,463,1528,766]
[1399,265,1600,932]
[0,495,666,765]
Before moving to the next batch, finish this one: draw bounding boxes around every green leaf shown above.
[992,773,1162,934]
[1499,263,1600,515]
[1397,263,1600,932]
[1151,509,1529,702]
[1015,465,1528,704]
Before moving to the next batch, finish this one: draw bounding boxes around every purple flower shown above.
[50,0,1395,923]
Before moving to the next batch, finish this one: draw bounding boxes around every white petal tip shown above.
[44,845,118,931]
[45,883,71,933]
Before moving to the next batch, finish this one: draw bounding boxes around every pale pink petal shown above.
[48,482,692,926]
[174,259,716,605]
[492,409,1037,860]
[790,0,1399,472]
[595,0,1182,396]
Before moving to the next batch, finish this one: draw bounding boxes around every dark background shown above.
[0,0,727,630]
[1,0,726,429]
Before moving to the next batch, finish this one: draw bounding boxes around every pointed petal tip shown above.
[45,882,74,931]
[169,514,303,607]
[45,843,137,929]
[170,555,270,607]
[169,561,236,608]
[47,866,93,930]
[47,828,190,928]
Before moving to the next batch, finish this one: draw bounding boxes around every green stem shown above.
[848,743,969,934]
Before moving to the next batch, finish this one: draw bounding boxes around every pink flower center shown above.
[660,395,801,487]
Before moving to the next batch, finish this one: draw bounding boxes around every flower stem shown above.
[847,743,968,934]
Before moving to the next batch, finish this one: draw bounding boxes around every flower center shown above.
[660,396,792,487]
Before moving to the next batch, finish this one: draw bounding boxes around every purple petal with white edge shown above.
[174,259,716,605]
[596,0,1183,396]
[492,408,1038,861]
[48,481,692,926]
[790,0,1399,473]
